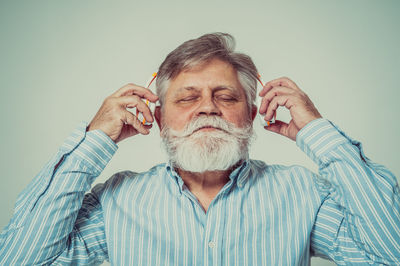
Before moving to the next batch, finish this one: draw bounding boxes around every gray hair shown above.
[156,33,259,113]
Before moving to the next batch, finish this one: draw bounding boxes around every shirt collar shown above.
[165,161,185,194]
[164,159,251,195]
[230,159,251,187]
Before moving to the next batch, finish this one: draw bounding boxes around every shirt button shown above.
[238,183,243,188]
[208,241,216,248]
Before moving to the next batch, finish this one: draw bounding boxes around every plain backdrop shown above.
[1,1,399,265]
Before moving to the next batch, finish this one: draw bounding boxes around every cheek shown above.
[163,107,192,131]
[223,106,250,125]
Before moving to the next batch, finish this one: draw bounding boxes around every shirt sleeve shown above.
[0,122,118,265]
[296,118,400,265]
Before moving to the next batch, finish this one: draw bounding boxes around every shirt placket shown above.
[202,194,227,266]
[181,183,231,266]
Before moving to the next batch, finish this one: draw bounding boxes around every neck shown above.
[175,161,244,213]
[177,168,231,193]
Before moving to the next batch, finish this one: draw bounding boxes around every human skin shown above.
[155,58,257,133]
[259,77,322,141]
[87,83,158,143]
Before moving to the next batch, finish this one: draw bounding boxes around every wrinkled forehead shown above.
[165,52,235,79]
[165,59,243,93]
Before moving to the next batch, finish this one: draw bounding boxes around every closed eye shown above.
[178,96,199,102]
[216,95,237,102]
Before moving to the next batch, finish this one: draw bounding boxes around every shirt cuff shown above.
[59,122,118,173]
[296,118,350,165]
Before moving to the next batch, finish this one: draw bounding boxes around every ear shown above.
[154,106,162,132]
[251,104,257,121]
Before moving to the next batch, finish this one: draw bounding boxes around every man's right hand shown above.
[87,83,159,144]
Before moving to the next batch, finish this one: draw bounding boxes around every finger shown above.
[123,110,150,135]
[111,83,159,102]
[121,123,153,139]
[118,95,154,123]
[264,95,293,121]
[259,77,300,96]
[264,119,288,135]
[118,123,139,141]
[259,86,295,114]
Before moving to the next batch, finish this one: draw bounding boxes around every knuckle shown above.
[104,96,116,105]
[123,111,131,122]
[124,94,138,103]
[132,116,141,127]
[103,96,111,104]
[131,95,141,102]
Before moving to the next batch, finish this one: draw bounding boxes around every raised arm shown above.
[258,76,400,264]
[298,118,400,264]
[0,124,117,265]
[0,83,158,265]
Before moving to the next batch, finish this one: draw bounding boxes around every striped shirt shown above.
[0,118,399,265]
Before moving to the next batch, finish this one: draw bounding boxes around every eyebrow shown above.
[169,85,243,101]
[174,85,240,94]
[179,86,200,92]
[169,86,199,98]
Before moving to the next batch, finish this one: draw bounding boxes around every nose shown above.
[196,96,221,116]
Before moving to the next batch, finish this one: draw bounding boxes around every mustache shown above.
[161,116,253,140]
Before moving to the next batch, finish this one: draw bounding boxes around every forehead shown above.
[165,59,245,96]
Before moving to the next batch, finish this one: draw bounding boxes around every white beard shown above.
[161,116,254,173]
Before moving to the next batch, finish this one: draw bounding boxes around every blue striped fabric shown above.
[0,119,399,265]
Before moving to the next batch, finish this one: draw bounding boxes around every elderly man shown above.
[1,33,399,265]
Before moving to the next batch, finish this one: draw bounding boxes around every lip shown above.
[193,126,219,133]
[191,126,229,135]
[199,128,217,132]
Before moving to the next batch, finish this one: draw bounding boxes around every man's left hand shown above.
[259,77,322,141]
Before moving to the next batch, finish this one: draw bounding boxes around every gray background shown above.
[1,1,399,265]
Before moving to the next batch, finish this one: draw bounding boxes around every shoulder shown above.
[248,159,313,176]
[247,159,327,191]
[90,163,167,198]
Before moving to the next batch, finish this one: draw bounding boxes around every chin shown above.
[169,133,248,173]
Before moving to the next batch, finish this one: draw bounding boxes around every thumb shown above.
[264,120,288,135]
[264,120,297,141]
